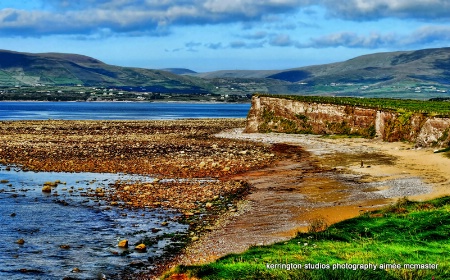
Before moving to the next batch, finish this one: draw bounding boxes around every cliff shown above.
[245,95,450,147]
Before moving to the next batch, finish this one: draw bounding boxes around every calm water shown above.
[0,166,188,279]
[0,102,248,279]
[0,101,250,120]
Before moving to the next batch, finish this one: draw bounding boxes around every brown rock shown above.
[16,239,25,245]
[42,185,52,193]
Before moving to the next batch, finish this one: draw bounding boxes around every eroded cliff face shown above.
[245,96,450,147]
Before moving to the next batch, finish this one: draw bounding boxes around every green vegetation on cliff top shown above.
[167,196,450,280]
[256,94,450,117]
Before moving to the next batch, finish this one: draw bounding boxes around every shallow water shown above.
[0,165,188,279]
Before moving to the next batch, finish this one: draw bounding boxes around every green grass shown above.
[256,94,450,117]
[168,197,450,279]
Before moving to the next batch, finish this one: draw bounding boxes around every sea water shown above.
[0,101,250,120]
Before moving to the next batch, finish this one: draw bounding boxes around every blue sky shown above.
[1,0,450,72]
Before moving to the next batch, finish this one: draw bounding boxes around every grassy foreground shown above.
[166,197,450,279]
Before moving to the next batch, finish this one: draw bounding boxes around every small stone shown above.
[198,161,206,168]
[10,212,16,217]
[118,240,129,248]
[161,221,168,226]
[42,185,52,193]
[16,239,25,245]
[135,244,146,252]
[72,267,81,273]
[60,244,70,249]
[191,236,199,242]
[44,181,58,187]
[151,228,161,233]
[222,166,231,172]
[205,202,213,208]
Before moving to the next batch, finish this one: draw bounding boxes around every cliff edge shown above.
[245,95,450,147]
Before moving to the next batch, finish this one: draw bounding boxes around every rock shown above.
[222,166,231,172]
[161,221,168,226]
[118,239,129,248]
[151,228,161,233]
[205,202,213,208]
[129,260,146,268]
[134,244,146,252]
[44,181,58,187]
[16,239,25,245]
[72,267,81,273]
[60,244,70,249]
[191,236,199,242]
[42,185,52,193]
[10,212,16,217]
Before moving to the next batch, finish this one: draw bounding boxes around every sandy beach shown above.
[174,128,450,267]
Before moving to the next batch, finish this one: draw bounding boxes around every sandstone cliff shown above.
[245,95,450,147]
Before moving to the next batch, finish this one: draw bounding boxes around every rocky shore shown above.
[0,119,286,278]
[1,119,448,279]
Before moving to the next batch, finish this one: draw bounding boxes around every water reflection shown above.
[0,165,188,279]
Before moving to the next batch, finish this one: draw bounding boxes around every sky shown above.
[1,0,450,72]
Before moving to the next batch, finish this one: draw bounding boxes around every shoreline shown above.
[1,120,449,279]
[171,128,449,269]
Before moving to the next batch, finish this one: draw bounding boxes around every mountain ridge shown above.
[2,47,450,99]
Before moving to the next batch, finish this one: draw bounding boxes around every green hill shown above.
[0,50,211,94]
[3,47,450,99]
[194,47,450,98]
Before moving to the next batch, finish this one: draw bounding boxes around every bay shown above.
[0,101,250,120]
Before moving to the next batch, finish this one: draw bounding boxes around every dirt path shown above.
[176,129,449,266]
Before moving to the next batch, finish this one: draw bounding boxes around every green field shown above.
[167,197,450,279]
[257,94,450,117]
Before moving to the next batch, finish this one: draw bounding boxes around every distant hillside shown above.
[0,50,211,94]
[194,47,450,99]
[196,48,450,83]
[161,68,197,75]
[2,48,450,99]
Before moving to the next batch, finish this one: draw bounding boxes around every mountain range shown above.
[2,47,450,99]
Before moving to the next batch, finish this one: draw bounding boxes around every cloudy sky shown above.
[1,0,450,72]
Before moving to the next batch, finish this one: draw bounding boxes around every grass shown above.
[256,94,450,117]
[166,196,450,279]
